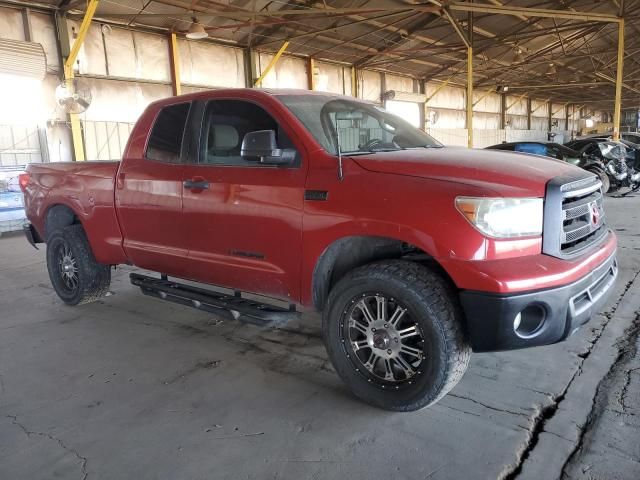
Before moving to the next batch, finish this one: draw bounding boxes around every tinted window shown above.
[146,102,191,163]
[200,100,297,167]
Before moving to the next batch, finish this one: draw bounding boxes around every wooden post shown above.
[613,19,625,140]
[168,33,181,96]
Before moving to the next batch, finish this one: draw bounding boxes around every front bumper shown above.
[459,253,618,352]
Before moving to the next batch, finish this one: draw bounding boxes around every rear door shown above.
[116,101,192,276]
[181,98,307,301]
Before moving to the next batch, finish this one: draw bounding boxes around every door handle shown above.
[116,172,125,189]
[183,178,210,190]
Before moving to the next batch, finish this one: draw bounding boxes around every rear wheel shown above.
[323,260,470,411]
[46,224,111,305]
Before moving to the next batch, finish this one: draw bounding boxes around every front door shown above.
[182,99,307,302]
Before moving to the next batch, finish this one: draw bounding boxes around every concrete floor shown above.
[0,195,639,480]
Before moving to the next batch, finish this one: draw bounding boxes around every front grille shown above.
[543,174,608,258]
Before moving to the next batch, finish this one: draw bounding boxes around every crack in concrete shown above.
[559,313,640,479]
[499,268,640,480]
[6,414,88,480]
[447,393,528,417]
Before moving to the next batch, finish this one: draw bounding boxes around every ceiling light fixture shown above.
[546,63,557,75]
[186,17,208,40]
[514,46,524,63]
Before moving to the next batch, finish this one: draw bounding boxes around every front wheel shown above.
[323,260,470,411]
[46,224,111,305]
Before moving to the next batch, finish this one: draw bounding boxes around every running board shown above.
[130,273,299,327]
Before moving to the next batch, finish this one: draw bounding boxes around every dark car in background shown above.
[486,141,610,191]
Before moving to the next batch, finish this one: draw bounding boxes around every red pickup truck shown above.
[20,89,618,411]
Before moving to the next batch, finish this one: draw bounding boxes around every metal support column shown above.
[21,8,33,41]
[613,19,625,141]
[244,48,258,88]
[526,97,532,130]
[168,33,181,96]
[466,11,473,148]
[63,0,100,161]
[351,67,358,98]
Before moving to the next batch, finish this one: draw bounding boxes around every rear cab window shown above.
[146,102,191,163]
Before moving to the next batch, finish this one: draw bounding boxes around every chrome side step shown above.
[130,273,299,327]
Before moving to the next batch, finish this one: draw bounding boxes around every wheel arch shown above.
[44,203,83,240]
[311,235,455,311]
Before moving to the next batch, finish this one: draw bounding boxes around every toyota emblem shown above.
[590,202,600,226]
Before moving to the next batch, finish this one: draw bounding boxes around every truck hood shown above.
[350,148,584,197]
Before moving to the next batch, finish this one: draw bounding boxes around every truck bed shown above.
[24,161,127,264]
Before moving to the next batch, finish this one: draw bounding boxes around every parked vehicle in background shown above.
[565,138,640,194]
[621,132,640,144]
[485,141,610,192]
[19,89,618,411]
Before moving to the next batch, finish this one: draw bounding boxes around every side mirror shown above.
[241,130,295,166]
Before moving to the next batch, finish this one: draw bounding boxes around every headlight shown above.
[455,197,543,238]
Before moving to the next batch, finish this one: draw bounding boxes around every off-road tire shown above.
[323,260,470,411]
[46,224,111,305]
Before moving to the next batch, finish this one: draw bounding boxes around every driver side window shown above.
[199,100,298,167]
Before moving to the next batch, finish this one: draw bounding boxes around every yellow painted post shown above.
[168,33,181,96]
[63,0,100,161]
[613,19,625,141]
[254,41,289,87]
[467,46,473,148]
[351,67,358,98]
[307,57,316,91]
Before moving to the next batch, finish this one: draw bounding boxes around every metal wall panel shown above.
[315,61,350,95]
[67,21,107,76]
[506,95,527,115]
[385,74,414,93]
[31,12,60,73]
[104,27,137,78]
[474,112,501,129]
[83,120,133,161]
[0,7,25,41]
[181,40,244,88]
[425,83,465,110]
[473,91,501,113]
[257,53,307,89]
[359,69,381,102]
[0,124,44,166]
[133,31,170,82]
[81,78,171,122]
[507,114,528,129]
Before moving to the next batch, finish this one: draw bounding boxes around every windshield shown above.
[598,142,626,160]
[277,95,442,155]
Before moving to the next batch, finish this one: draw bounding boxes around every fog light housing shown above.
[513,304,546,338]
